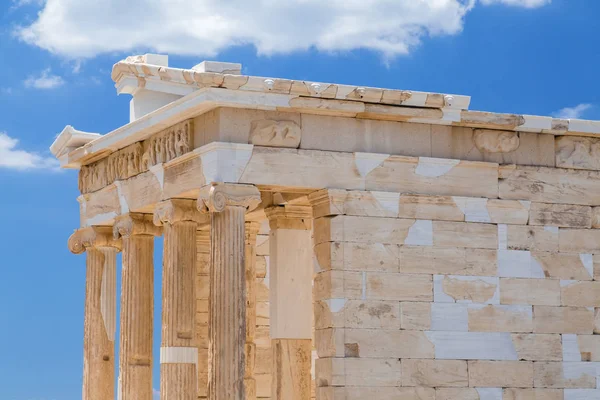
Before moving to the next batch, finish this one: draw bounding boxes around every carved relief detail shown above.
[249,119,301,148]
[113,213,162,239]
[473,129,520,153]
[153,198,208,226]
[556,136,600,171]
[143,120,192,167]
[68,226,121,254]
[198,183,261,213]
[78,120,193,194]
[79,143,143,194]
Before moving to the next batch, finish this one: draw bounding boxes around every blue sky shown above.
[0,0,599,399]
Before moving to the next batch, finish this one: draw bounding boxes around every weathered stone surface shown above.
[398,195,464,221]
[435,275,499,304]
[529,203,592,228]
[575,335,600,361]
[315,241,401,272]
[433,127,554,167]
[313,215,415,245]
[511,334,562,361]
[499,165,600,206]
[533,362,597,389]
[317,386,435,400]
[315,300,400,330]
[343,191,399,218]
[400,302,431,331]
[560,281,600,307]
[401,359,468,387]
[468,360,533,388]
[425,331,518,360]
[400,247,497,276]
[531,253,594,281]
[313,270,363,300]
[500,278,561,306]
[366,272,433,302]
[592,207,600,228]
[556,135,600,171]
[365,156,499,199]
[473,129,520,153]
[433,221,498,249]
[559,229,600,253]
[271,339,311,399]
[249,119,301,148]
[595,309,600,334]
[316,358,401,387]
[468,305,533,333]
[435,388,480,400]
[503,388,564,400]
[343,329,434,359]
[506,225,559,252]
[533,306,594,334]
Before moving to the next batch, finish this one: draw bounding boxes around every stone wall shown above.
[312,189,600,400]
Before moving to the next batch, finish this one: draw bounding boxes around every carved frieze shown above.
[249,119,301,148]
[79,142,143,194]
[78,120,193,194]
[556,136,600,171]
[143,120,192,167]
[473,129,520,153]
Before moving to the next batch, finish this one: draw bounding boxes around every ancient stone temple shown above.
[52,54,600,400]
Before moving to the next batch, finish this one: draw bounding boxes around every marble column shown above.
[196,228,211,399]
[244,221,261,400]
[265,205,313,400]
[69,227,121,400]
[113,213,162,400]
[154,199,207,400]
[198,183,261,400]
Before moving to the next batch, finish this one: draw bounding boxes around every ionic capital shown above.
[198,183,261,213]
[153,199,208,226]
[265,205,313,230]
[68,226,122,254]
[113,213,162,239]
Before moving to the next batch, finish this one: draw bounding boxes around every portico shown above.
[56,54,600,400]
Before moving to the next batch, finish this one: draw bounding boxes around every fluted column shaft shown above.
[69,227,121,400]
[114,214,161,400]
[196,229,211,399]
[244,221,261,400]
[154,199,207,400]
[210,206,246,399]
[198,183,261,400]
[266,206,313,400]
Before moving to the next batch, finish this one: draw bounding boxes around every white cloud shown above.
[552,103,593,119]
[24,68,65,89]
[14,0,547,60]
[152,389,160,400]
[0,132,59,170]
[480,0,550,7]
